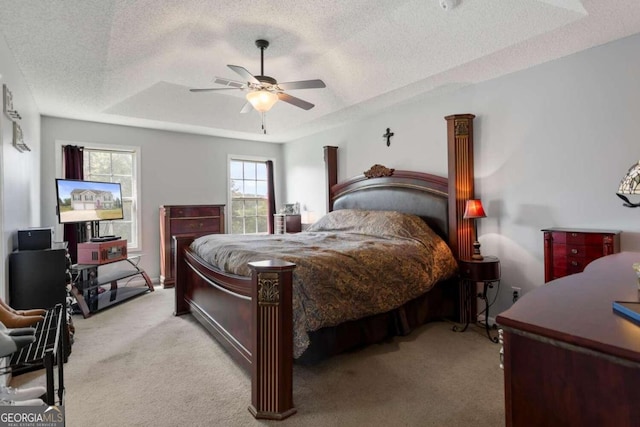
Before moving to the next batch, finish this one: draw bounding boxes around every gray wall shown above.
[0,33,41,301]
[11,31,640,321]
[40,117,284,280]
[284,33,640,318]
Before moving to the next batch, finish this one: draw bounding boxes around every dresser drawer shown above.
[554,255,590,275]
[564,244,603,260]
[171,218,221,234]
[565,232,609,245]
[552,231,610,245]
[550,232,567,244]
[170,206,221,218]
[566,256,589,274]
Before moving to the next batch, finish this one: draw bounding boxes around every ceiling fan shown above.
[190,39,326,114]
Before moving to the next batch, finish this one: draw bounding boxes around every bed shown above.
[173,114,477,419]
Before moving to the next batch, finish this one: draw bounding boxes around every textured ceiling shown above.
[0,0,639,142]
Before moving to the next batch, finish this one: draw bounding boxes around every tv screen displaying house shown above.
[56,179,124,224]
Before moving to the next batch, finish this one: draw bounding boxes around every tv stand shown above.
[71,254,154,318]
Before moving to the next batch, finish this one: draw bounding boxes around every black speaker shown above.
[9,249,67,310]
[17,228,52,251]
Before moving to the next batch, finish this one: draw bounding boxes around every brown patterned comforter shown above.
[190,209,458,358]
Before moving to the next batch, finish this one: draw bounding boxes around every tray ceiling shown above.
[0,0,639,142]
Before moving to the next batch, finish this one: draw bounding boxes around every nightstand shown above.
[456,256,501,343]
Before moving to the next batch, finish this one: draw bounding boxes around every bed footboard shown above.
[173,235,297,420]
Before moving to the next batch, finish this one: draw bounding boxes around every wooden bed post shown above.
[324,146,338,212]
[446,114,476,325]
[248,260,297,420]
[445,114,476,260]
[173,235,195,316]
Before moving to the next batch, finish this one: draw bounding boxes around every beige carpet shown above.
[12,287,505,426]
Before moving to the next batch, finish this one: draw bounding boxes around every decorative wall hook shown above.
[383,128,394,147]
[3,84,21,121]
[12,121,30,152]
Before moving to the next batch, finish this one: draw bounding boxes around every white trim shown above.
[54,140,142,251]
[227,154,277,234]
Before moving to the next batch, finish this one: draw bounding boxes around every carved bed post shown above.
[446,114,476,324]
[324,146,338,212]
[248,260,297,420]
[445,114,476,259]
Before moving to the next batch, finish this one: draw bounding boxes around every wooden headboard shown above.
[323,113,476,260]
[329,166,449,241]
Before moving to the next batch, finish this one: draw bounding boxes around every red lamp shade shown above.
[463,199,487,219]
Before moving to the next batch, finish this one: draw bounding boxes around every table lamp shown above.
[616,161,640,208]
[463,199,487,260]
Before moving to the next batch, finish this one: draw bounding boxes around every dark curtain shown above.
[266,160,276,234]
[63,145,84,263]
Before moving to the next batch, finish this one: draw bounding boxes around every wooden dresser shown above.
[496,252,640,426]
[542,227,620,283]
[159,204,224,288]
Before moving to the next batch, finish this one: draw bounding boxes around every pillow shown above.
[306,209,437,240]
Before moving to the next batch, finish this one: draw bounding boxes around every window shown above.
[229,159,268,234]
[83,147,140,248]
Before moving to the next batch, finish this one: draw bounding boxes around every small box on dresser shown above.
[159,204,225,288]
[274,214,302,234]
[542,227,621,283]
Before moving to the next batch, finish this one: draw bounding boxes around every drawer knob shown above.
[571,233,578,237]
[571,249,578,254]
[571,261,578,266]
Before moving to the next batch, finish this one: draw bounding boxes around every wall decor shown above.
[13,121,30,152]
[383,128,394,147]
[3,84,21,121]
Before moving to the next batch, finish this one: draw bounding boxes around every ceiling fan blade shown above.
[277,92,315,110]
[189,88,243,92]
[213,77,245,88]
[228,65,261,84]
[277,79,326,91]
[240,101,253,114]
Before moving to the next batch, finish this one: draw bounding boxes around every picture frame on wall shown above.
[13,121,30,152]
[3,84,21,121]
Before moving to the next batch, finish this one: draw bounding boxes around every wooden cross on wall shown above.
[383,128,394,147]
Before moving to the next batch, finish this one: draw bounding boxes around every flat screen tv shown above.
[56,179,124,224]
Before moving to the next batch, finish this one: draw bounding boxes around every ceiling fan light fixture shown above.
[246,90,278,112]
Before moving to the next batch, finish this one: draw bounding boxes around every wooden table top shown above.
[496,251,640,364]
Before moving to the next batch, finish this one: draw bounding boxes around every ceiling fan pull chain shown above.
[262,112,267,134]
